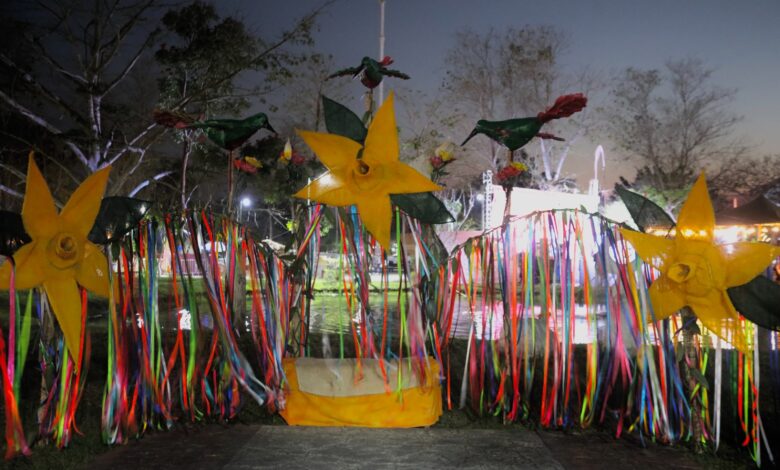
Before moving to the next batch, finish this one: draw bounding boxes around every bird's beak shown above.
[460,128,479,147]
[266,123,277,135]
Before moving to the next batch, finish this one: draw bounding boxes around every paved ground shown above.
[86,424,711,470]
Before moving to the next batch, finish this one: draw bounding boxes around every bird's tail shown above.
[153,109,195,129]
[537,93,588,123]
[460,128,479,147]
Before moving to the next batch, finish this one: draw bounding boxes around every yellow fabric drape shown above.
[280,357,442,428]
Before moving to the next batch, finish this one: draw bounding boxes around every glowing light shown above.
[241,197,252,208]
[178,309,192,331]
[715,226,740,245]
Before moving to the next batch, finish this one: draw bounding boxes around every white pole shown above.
[378,0,386,104]
[588,145,606,198]
[482,170,493,230]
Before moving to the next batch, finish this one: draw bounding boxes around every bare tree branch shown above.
[128,170,173,197]
[107,122,160,166]
[0,54,88,126]
[175,1,333,110]
[0,89,90,167]
[606,58,747,193]
[103,27,159,95]
[98,0,156,68]
[0,183,24,199]
[0,131,81,185]
[0,163,26,181]
[29,37,88,86]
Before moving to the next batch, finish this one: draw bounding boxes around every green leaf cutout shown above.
[322,95,367,143]
[391,192,454,225]
[727,275,780,331]
[615,185,675,233]
[89,197,151,245]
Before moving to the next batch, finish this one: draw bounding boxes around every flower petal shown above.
[76,242,110,297]
[676,173,715,242]
[297,130,361,170]
[688,291,749,352]
[357,196,392,250]
[648,276,686,320]
[362,92,398,165]
[0,242,46,290]
[22,153,60,239]
[619,228,674,270]
[43,277,83,363]
[293,172,358,207]
[384,162,443,195]
[721,242,779,287]
[60,165,111,238]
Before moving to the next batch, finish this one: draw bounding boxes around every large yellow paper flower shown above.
[0,153,111,363]
[293,92,442,249]
[620,174,779,351]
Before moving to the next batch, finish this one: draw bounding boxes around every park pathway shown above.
[86,424,709,469]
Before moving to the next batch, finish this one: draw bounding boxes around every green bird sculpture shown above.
[187,113,276,151]
[461,94,587,152]
[327,56,410,90]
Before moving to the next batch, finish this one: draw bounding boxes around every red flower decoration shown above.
[233,158,258,174]
[495,162,529,187]
[290,153,306,166]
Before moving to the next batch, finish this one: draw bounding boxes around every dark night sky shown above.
[220,0,780,188]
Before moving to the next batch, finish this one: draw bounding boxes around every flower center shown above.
[57,236,77,259]
[667,262,694,283]
[351,159,383,192]
[48,232,82,269]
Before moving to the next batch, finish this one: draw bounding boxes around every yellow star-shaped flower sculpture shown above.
[293,92,442,249]
[0,153,111,365]
[620,174,779,351]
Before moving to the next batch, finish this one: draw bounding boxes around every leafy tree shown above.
[0,0,327,204]
[607,58,759,211]
[608,58,744,186]
[152,1,328,210]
